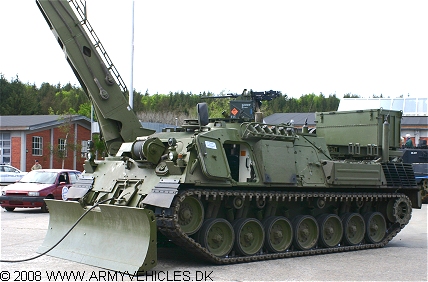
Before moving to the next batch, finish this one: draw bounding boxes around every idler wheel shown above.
[387,197,412,226]
[177,196,204,235]
[317,214,343,248]
[292,215,319,250]
[233,218,264,255]
[364,212,386,244]
[263,216,293,253]
[198,218,234,257]
[342,213,365,246]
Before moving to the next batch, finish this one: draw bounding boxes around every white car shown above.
[0,164,27,185]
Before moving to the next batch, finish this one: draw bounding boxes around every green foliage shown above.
[0,74,340,119]
[92,134,107,158]
[343,93,361,98]
[0,75,39,115]
[0,74,89,116]
[207,98,230,118]
[263,92,340,115]
[78,102,92,117]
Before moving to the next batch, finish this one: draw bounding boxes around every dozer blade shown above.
[38,200,157,274]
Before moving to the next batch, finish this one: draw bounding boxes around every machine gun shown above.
[202,89,281,121]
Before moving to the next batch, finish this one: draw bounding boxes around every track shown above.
[157,189,411,264]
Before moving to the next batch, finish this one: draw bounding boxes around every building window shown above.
[58,138,67,157]
[32,136,43,156]
[0,132,11,164]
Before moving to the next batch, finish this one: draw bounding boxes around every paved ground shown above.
[1,205,427,281]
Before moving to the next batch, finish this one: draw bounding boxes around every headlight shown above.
[168,151,175,161]
[1,190,6,196]
[28,191,39,196]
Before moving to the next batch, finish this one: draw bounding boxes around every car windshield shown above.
[19,171,57,184]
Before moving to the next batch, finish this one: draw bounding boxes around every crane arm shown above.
[36,0,155,155]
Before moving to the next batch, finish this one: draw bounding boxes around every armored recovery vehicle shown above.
[36,0,421,274]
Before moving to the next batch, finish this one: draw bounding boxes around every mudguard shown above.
[38,200,157,274]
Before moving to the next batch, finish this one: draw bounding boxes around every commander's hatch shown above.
[196,135,230,179]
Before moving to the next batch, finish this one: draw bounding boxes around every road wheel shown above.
[4,207,15,212]
[233,218,264,255]
[293,215,319,250]
[317,214,343,247]
[364,212,386,244]
[198,218,234,257]
[177,196,204,235]
[342,213,365,246]
[263,216,293,253]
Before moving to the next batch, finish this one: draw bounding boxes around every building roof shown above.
[338,97,427,116]
[0,115,91,131]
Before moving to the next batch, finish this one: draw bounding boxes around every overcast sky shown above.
[1,0,427,99]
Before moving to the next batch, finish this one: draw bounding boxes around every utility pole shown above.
[129,0,135,109]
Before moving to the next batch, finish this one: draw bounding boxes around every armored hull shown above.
[39,115,419,273]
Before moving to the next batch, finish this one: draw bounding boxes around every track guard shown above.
[38,200,157,273]
[142,179,179,208]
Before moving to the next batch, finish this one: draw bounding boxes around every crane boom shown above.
[36,0,155,155]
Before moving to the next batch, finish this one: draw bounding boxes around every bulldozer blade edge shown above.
[37,199,157,273]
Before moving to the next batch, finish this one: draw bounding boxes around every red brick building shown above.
[0,115,91,172]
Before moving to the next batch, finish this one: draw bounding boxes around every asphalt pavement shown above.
[1,205,427,281]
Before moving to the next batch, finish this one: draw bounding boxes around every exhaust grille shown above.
[382,163,417,188]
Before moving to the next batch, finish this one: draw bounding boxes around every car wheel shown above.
[4,207,15,212]
[41,202,49,213]
[41,196,53,213]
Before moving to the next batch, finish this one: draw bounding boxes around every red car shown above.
[0,169,81,212]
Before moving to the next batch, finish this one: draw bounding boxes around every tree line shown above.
[1,74,343,123]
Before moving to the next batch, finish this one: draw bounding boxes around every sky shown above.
[1,0,427,99]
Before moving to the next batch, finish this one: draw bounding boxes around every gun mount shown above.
[202,89,281,121]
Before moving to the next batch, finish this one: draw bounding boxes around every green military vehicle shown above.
[36,0,421,274]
